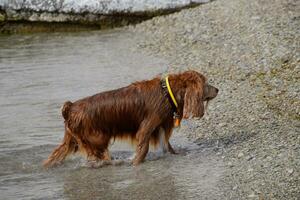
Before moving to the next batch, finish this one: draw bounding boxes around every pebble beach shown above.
[129,0,300,199]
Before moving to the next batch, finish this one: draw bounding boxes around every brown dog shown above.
[43,70,218,167]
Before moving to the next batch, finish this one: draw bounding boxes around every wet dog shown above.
[43,70,218,167]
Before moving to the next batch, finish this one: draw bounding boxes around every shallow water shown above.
[0,30,223,199]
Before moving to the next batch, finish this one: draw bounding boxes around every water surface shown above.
[0,30,223,199]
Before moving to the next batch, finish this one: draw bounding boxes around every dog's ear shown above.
[182,71,205,119]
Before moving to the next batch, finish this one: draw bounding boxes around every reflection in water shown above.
[63,163,179,200]
[0,30,224,199]
[62,145,223,200]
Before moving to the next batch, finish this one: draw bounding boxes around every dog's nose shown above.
[216,88,219,93]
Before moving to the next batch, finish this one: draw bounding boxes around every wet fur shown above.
[43,70,218,167]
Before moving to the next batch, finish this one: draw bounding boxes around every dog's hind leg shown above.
[43,129,78,168]
[102,148,111,161]
[84,132,114,168]
[84,132,111,160]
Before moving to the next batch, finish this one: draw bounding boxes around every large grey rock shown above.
[0,0,211,32]
[0,0,210,22]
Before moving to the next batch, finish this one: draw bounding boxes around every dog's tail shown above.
[61,101,73,120]
[43,128,78,168]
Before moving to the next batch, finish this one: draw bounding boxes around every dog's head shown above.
[180,70,218,119]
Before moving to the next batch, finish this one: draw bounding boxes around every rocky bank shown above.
[0,0,210,33]
[128,0,300,199]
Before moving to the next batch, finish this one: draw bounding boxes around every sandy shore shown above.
[128,0,299,199]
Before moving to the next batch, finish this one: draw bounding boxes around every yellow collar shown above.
[165,76,178,108]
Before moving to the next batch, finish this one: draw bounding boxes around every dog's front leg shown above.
[168,142,177,154]
[133,136,150,166]
[132,118,158,166]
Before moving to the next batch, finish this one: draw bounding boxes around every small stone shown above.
[287,168,294,174]
[0,14,5,22]
[228,162,234,167]
[237,152,244,158]
[266,156,272,161]
[248,193,258,198]
[218,123,226,127]
[246,155,254,161]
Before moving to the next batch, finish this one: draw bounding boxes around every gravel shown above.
[127,0,300,199]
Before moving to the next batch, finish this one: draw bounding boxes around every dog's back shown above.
[64,80,162,136]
